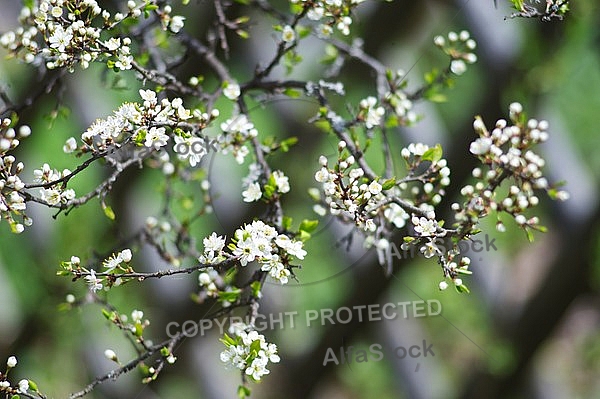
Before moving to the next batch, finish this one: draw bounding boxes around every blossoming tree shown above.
[0,0,570,397]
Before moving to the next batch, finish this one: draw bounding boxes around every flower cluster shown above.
[102,248,133,273]
[0,119,31,233]
[242,168,291,203]
[1,355,42,397]
[314,145,385,232]
[395,102,569,291]
[60,249,132,293]
[218,114,258,164]
[291,0,367,37]
[433,30,477,76]
[453,102,569,233]
[384,69,417,126]
[358,96,385,129]
[220,323,280,381]
[0,1,187,72]
[32,163,76,206]
[230,220,305,284]
[77,89,211,162]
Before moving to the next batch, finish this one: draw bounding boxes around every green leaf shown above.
[282,216,293,231]
[11,395,20,399]
[263,176,277,199]
[280,136,298,152]
[421,143,443,162]
[525,228,535,243]
[283,88,301,98]
[299,230,311,241]
[382,178,396,190]
[425,92,447,103]
[160,347,170,356]
[220,333,237,347]
[135,323,144,337]
[237,385,251,398]
[250,281,262,298]
[102,204,116,220]
[102,309,113,320]
[424,68,439,85]
[299,219,319,234]
[510,0,525,11]
[455,284,470,294]
[236,30,249,39]
[249,339,261,356]
[28,380,39,392]
[218,289,241,303]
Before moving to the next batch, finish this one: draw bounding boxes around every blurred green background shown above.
[1,0,599,398]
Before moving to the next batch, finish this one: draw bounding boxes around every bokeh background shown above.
[1,0,599,398]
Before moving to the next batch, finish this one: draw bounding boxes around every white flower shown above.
[131,310,143,323]
[7,356,17,368]
[314,167,330,183]
[412,216,438,236]
[515,214,527,225]
[469,137,492,155]
[203,232,226,254]
[49,26,72,52]
[360,97,384,128]
[281,25,295,43]
[272,170,290,193]
[103,253,123,272]
[509,102,523,115]
[438,281,448,290]
[223,82,241,100]
[41,188,61,205]
[174,136,206,167]
[85,270,103,292]
[145,127,169,149]
[120,249,132,263]
[245,356,269,380]
[169,15,185,33]
[103,37,121,51]
[368,180,382,195]
[420,240,441,258]
[384,203,407,228]
[450,59,467,75]
[233,237,260,266]
[242,182,262,202]
[104,349,118,361]
[407,142,429,156]
[18,379,29,393]
[63,137,77,153]
[115,53,133,70]
[275,234,306,259]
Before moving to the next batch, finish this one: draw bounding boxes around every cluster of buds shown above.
[433,30,477,76]
[314,141,391,232]
[384,69,417,126]
[290,0,367,37]
[0,1,188,72]
[220,323,280,382]
[0,119,31,233]
[218,113,259,164]
[1,356,41,397]
[453,102,569,236]
[32,163,76,206]
[76,89,214,164]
